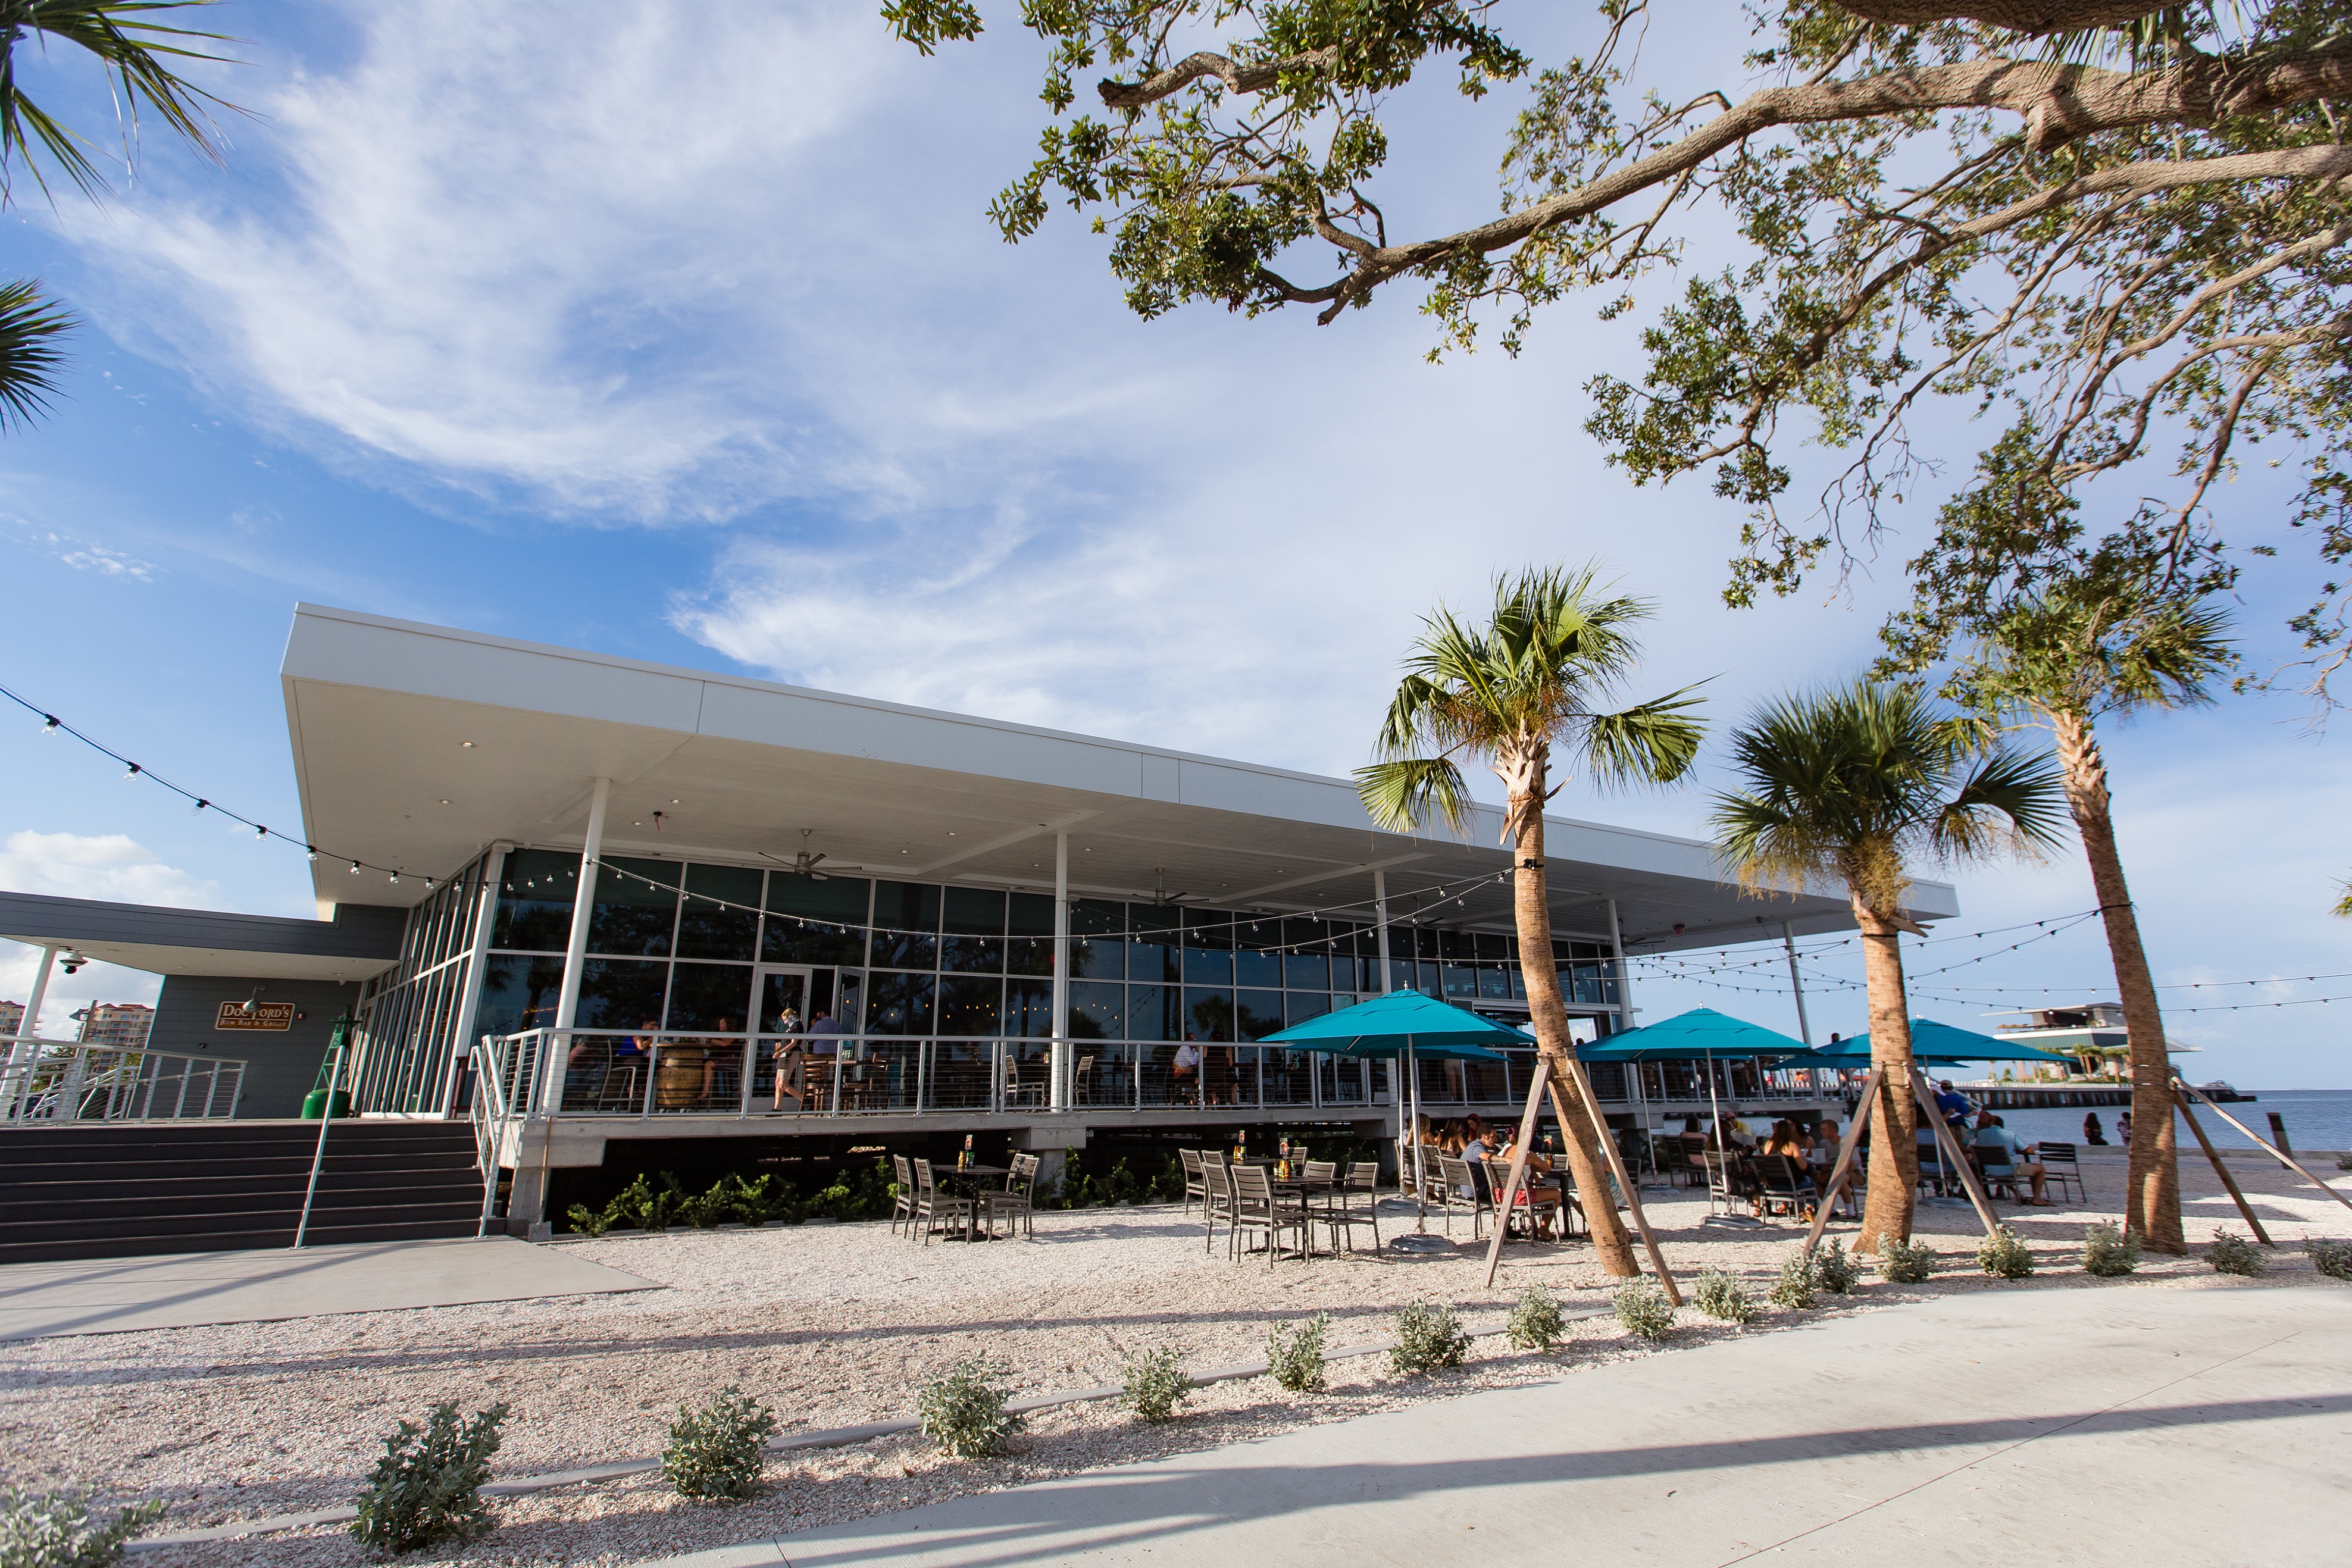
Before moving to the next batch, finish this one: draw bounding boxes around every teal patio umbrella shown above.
[1261,990,1519,1233]
[1580,1007,1812,1219]
[1810,1018,2073,1066]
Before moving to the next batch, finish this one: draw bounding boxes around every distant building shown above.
[0,1000,21,1039]
[74,1003,155,1052]
[1992,1001,2187,1078]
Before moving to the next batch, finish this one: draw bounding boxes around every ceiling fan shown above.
[1149,867,1188,906]
[761,828,867,881]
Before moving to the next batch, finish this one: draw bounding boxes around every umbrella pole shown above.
[1703,1045,1725,1215]
[1408,1040,1427,1230]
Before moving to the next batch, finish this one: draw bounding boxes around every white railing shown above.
[0,1036,246,1123]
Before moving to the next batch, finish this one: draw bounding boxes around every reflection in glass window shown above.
[1478,965,1512,999]
[942,935,1005,974]
[473,954,566,1038]
[865,972,936,1036]
[1125,984,1175,1042]
[1184,987,1234,1042]
[1125,940,1175,983]
[589,858,679,957]
[762,916,865,966]
[1071,898,1124,938]
[768,874,871,923]
[937,976,1003,1037]
[1005,979,1052,1038]
[1182,908,1234,950]
[1236,990,1283,1040]
[1067,981,1122,1039]
[666,962,755,1032]
[1234,946,1281,989]
[1182,947,1233,985]
[1008,892,1055,937]
[1441,963,1477,999]
[576,959,668,1031]
[675,864,761,960]
[492,849,580,952]
[869,928,939,970]
[1074,937,1122,979]
[944,885,1005,936]
[1005,935,1053,977]
[1283,952,1329,991]
[1285,991,1332,1026]
[871,881,941,933]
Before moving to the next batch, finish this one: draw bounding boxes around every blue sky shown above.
[3,2,2347,1089]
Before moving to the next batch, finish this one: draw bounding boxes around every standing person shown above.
[2118,1109,2134,1145]
[2082,1112,2109,1145]
[769,1007,805,1113]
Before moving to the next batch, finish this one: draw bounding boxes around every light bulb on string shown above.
[349,860,361,875]
[191,799,208,815]
[40,715,58,736]
[306,847,320,862]
[124,763,140,781]
[255,825,268,839]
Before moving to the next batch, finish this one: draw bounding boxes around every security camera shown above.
[59,952,86,975]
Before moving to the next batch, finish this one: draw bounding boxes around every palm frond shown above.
[1,1,236,205]
[1585,683,1709,788]
[0,277,73,429]
[1935,746,2070,857]
[1355,758,1471,835]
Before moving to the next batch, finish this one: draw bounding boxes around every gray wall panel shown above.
[153,975,370,1118]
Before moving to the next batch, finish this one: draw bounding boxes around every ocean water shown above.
[1973,1088,2352,1156]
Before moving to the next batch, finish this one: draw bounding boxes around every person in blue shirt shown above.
[1972,1112,2053,1204]
[1934,1079,1975,1131]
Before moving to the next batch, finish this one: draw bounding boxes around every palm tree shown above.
[1710,681,2066,1252]
[1,2,232,428]
[1356,564,1704,1279]
[1953,574,2232,1254]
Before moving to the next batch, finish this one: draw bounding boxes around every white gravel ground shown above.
[4,1150,2347,1567]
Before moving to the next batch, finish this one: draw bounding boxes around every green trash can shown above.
[301,1088,352,1119]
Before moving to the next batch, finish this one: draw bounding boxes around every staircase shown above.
[0,1121,486,1266]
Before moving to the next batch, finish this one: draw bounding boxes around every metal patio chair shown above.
[2036,1140,2085,1204]
[1178,1147,1209,1217]
[1202,1149,1237,1253]
[910,1158,974,1245]
[889,1153,916,1235]
[981,1151,1039,1239]
[1321,1160,1383,1253]
[1229,1163,1310,1266]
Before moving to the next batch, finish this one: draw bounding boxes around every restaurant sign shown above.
[215,1002,298,1032]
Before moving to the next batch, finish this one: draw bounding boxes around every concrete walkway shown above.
[0,1237,658,1340]
[658,1281,2348,1567]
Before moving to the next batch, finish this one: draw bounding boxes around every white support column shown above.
[436,846,508,1117]
[1606,897,1632,1034]
[1049,832,1071,1111]
[1781,920,1813,1046]
[1374,872,1393,993]
[3,942,58,1116]
[551,781,610,1038]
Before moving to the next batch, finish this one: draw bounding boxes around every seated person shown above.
[1458,1126,1499,1198]
[1491,1125,1563,1236]
[2082,1112,2109,1146]
[1973,1112,2053,1204]
[1935,1079,1976,1132]
[1172,1037,1202,1103]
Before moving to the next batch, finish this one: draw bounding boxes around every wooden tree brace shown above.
[2173,1084,2275,1245]
[1802,1066,1882,1258]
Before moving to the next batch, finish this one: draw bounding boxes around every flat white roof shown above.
[279,604,1956,949]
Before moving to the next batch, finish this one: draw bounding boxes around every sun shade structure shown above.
[1256,989,1516,1060]
[1812,1018,2073,1065]
[1577,1007,1810,1063]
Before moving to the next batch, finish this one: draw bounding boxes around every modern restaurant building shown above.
[10,605,1959,1228]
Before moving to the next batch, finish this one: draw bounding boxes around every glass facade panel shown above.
[665,961,755,1032]
[871,880,941,932]
[492,849,579,951]
[1125,984,1175,1042]
[589,857,679,956]
[1005,978,1052,1038]
[576,958,669,1031]
[1183,987,1234,1042]
[870,927,939,971]
[1234,946,1281,989]
[1235,990,1283,1040]
[936,975,1002,1037]
[1478,965,1512,999]
[943,885,1005,935]
[1284,991,1331,1026]
[768,873,871,922]
[473,953,565,1040]
[1181,946,1233,985]
[865,971,936,1036]
[1282,952,1329,991]
[1183,908,1234,949]
[1008,891,1055,937]
[1075,935,1122,979]
[762,915,865,965]
[1067,981,1122,1039]
[942,935,1004,974]
[1005,935,1053,977]
[675,864,761,960]
[1440,963,1478,1000]
[1474,932,1509,961]
[1124,939,1175,983]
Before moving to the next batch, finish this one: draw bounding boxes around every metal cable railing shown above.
[0,1037,246,1123]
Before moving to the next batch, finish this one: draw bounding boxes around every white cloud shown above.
[0,832,214,1034]
[75,2,903,517]
[6,517,159,581]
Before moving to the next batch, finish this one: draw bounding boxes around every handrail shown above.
[471,1032,510,1237]
[1,1039,245,1123]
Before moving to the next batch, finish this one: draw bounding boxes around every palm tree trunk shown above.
[1852,899,1920,1253]
[1511,767,1642,1276]
[2050,710,2185,1253]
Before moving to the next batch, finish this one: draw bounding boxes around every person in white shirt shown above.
[1172,1037,1202,1104]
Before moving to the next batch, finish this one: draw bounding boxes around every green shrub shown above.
[2337,1150,2352,1172]
[1814,1239,1860,1293]
[1266,1315,1330,1393]
[2082,1222,2143,1278]
[0,1487,165,1568]
[1693,1269,1757,1325]
[661,1387,778,1502]
[2307,1236,2352,1281]
[1768,1253,1819,1309]
[915,1359,1024,1460]
[2208,1229,2267,1277]
[1506,1285,1567,1353]
[1613,1281,1674,1342]
[1978,1224,2035,1279]
[1878,1237,1936,1283]
[349,1401,508,1556]
[1119,1346,1192,1424]
[1389,1300,1470,1374]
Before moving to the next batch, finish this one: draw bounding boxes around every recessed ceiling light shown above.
[438,799,450,805]
[460,741,474,748]
[670,799,680,805]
